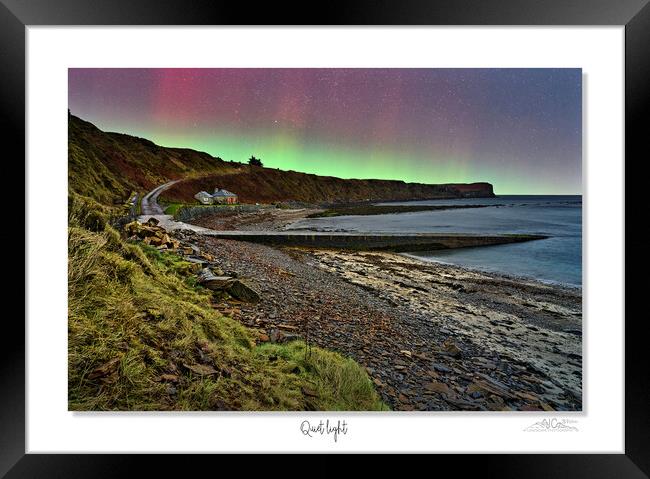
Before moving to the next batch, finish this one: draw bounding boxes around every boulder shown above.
[124,221,141,235]
[148,236,163,246]
[268,328,299,343]
[146,217,160,226]
[226,279,261,303]
[196,268,234,290]
[185,257,211,268]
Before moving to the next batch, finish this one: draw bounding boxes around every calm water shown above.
[288,195,582,287]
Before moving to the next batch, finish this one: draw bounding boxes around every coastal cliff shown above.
[162,171,494,205]
[446,182,495,197]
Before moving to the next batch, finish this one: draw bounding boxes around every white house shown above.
[194,191,214,205]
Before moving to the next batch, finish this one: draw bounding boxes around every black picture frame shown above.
[4,0,647,474]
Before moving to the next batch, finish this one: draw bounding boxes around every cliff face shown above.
[162,170,495,205]
[69,114,495,205]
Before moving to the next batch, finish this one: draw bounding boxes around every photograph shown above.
[67,67,583,412]
[5,0,643,469]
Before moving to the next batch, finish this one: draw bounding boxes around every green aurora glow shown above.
[102,122,579,195]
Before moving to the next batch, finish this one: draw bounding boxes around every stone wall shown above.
[175,204,263,222]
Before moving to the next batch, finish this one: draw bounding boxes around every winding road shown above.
[140,180,180,215]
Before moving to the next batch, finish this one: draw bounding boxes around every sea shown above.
[287,195,582,287]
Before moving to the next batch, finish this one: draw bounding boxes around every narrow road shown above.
[140,180,180,215]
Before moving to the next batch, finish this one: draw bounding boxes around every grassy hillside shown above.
[69,114,493,206]
[68,193,386,411]
[68,113,238,205]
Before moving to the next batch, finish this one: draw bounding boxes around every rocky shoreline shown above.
[306,249,582,409]
[174,228,582,412]
[132,204,583,412]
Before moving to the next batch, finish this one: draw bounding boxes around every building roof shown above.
[212,188,237,197]
[194,191,212,197]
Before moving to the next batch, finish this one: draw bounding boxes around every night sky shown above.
[68,68,582,194]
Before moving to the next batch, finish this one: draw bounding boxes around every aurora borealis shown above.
[68,68,582,194]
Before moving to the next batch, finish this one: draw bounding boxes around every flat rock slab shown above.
[227,279,261,303]
[197,268,261,303]
[201,231,547,252]
[198,275,234,290]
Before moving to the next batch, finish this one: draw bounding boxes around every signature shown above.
[524,418,579,432]
[300,420,348,442]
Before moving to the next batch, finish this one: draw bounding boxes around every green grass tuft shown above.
[161,202,184,216]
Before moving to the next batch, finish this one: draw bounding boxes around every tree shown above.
[248,155,263,167]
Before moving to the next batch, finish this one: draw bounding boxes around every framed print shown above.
[6,0,648,474]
